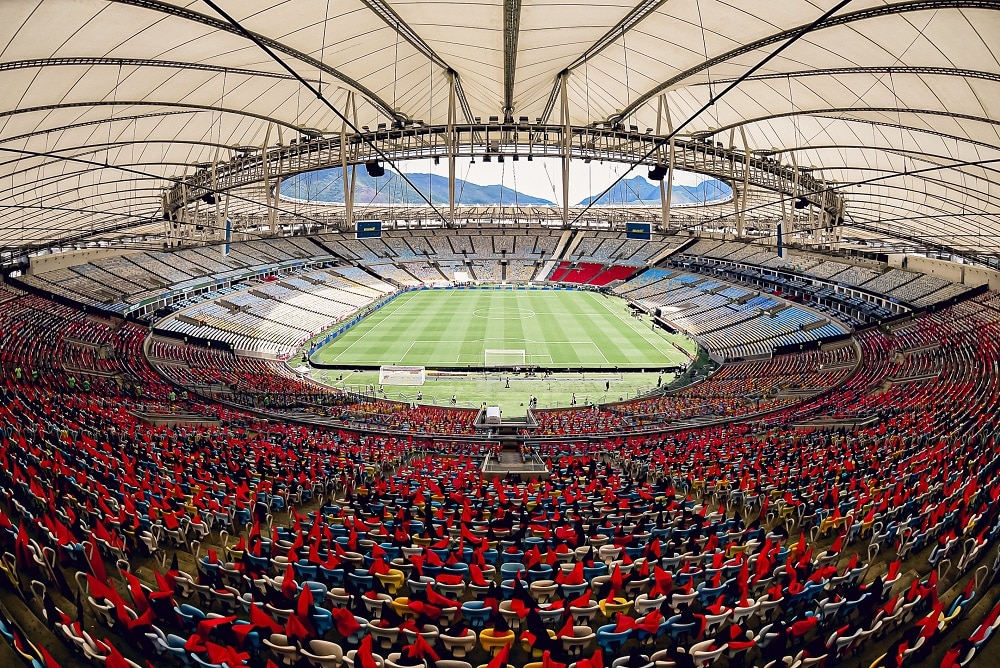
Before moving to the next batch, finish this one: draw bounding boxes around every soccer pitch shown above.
[311,288,695,370]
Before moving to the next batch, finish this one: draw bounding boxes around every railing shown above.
[165,122,844,219]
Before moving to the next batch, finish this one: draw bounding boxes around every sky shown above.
[395,156,711,206]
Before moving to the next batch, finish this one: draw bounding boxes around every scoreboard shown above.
[625,222,651,240]
[356,220,382,239]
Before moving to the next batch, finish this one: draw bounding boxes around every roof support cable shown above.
[319,0,330,96]
[199,0,448,222]
[570,0,856,225]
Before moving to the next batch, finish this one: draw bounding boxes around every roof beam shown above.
[614,0,1000,121]
[0,57,307,82]
[541,0,667,122]
[359,0,475,123]
[0,100,306,134]
[706,107,1000,137]
[503,0,523,122]
[111,0,401,120]
[694,65,1000,86]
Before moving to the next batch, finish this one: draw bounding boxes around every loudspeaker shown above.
[201,193,217,205]
[648,164,668,181]
[794,197,809,209]
[365,161,385,178]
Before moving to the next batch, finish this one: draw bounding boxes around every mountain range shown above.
[282,168,553,206]
[281,167,730,207]
[577,175,732,206]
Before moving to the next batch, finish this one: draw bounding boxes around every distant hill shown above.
[282,167,731,207]
[577,175,732,206]
[281,167,554,206]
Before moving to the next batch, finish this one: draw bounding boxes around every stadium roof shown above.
[1,0,999,258]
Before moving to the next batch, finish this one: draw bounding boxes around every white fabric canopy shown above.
[0,0,998,257]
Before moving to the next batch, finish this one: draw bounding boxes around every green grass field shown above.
[311,288,694,370]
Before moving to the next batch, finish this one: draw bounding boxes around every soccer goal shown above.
[378,365,426,385]
[484,349,526,368]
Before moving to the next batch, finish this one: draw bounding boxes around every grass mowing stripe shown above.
[312,289,693,369]
[586,291,683,360]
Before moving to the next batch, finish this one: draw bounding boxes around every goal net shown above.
[378,365,426,385]
[485,349,526,367]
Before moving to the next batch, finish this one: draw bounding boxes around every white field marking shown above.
[586,291,686,362]
[323,292,416,362]
[328,293,432,364]
[397,340,417,365]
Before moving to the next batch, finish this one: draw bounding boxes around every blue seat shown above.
[596,624,631,654]
[561,582,589,598]
[347,571,374,591]
[313,606,334,635]
[663,615,696,643]
[165,634,193,666]
[378,544,401,561]
[461,601,492,630]
[500,550,524,565]
[191,655,227,668]
[174,604,206,629]
[319,566,344,587]
[696,582,727,605]
[245,554,270,572]
[294,561,319,581]
[443,564,469,578]
[500,563,525,580]
[624,546,645,560]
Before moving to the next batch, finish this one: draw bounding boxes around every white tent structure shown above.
[0,0,998,262]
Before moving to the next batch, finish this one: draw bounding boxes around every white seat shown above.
[301,639,345,668]
[263,633,302,666]
[689,640,728,668]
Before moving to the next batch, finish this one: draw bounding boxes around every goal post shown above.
[378,365,426,385]
[484,349,526,368]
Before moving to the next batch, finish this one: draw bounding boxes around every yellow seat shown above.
[479,629,515,656]
[726,544,748,559]
[520,630,556,657]
[375,569,405,595]
[820,515,847,536]
[599,597,632,617]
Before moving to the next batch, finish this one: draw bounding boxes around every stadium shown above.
[1,2,1000,668]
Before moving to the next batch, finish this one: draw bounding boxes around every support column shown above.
[790,150,800,242]
[656,94,674,233]
[349,94,359,232]
[448,72,457,228]
[340,91,355,230]
[560,74,571,229]
[269,125,283,234]
[738,127,751,240]
[262,123,273,237]
[179,181,189,244]
[212,160,222,241]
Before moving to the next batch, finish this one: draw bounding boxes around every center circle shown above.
[471,307,536,319]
